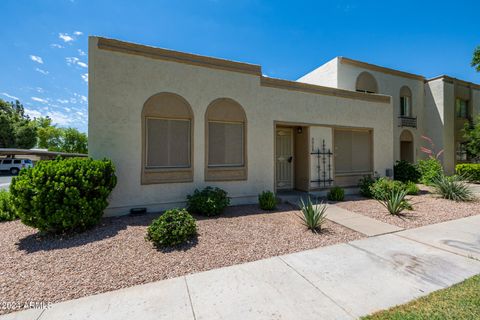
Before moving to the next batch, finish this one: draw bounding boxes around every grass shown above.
[361,274,480,320]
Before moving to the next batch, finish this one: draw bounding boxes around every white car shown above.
[0,158,33,175]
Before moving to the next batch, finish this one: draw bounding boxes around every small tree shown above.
[472,46,480,72]
[463,116,480,162]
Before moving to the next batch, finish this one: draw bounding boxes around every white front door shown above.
[276,128,293,189]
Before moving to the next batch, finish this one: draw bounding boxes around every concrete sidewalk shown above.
[3,215,480,320]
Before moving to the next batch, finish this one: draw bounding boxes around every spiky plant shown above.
[431,175,474,202]
[297,197,327,233]
[377,188,411,215]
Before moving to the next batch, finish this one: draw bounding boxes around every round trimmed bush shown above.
[0,190,16,222]
[10,157,117,233]
[146,208,197,247]
[186,186,230,216]
[258,191,277,210]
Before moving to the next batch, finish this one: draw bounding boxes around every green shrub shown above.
[394,160,421,183]
[146,208,197,247]
[359,175,376,198]
[10,158,117,233]
[258,191,277,210]
[431,175,474,202]
[377,188,411,215]
[417,158,443,185]
[297,197,327,233]
[456,164,480,182]
[0,190,16,222]
[327,186,345,201]
[186,186,230,216]
[370,178,405,200]
[404,181,420,195]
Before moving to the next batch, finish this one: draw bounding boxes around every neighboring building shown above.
[89,37,479,215]
[299,57,480,174]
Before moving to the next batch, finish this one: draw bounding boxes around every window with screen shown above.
[141,92,193,184]
[205,98,247,181]
[334,129,372,174]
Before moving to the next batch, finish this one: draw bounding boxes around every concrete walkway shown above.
[326,204,403,236]
[3,215,480,320]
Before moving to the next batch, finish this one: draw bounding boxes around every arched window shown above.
[141,92,193,184]
[400,86,412,117]
[355,72,378,94]
[205,98,247,181]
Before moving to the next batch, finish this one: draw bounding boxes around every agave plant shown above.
[431,175,474,202]
[297,197,327,233]
[377,188,411,215]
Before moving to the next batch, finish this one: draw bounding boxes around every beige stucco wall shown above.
[297,58,339,88]
[334,62,425,164]
[89,37,393,216]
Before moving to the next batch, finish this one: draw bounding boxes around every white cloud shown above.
[76,111,84,116]
[48,111,73,126]
[36,87,44,93]
[57,99,69,104]
[77,61,88,68]
[78,49,86,56]
[25,108,42,119]
[50,43,64,49]
[1,92,19,100]
[66,57,79,65]
[80,95,87,103]
[81,73,88,83]
[35,68,49,75]
[30,55,43,64]
[73,31,83,36]
[31,97,48,104]
[59,33,74,42]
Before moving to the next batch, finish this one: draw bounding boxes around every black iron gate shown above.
[310,139,333,188]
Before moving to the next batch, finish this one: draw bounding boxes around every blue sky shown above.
[1,0,479,133]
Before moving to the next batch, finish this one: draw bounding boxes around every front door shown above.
[276,128,293,189]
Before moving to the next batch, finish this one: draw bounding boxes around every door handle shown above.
[288,156,293,163]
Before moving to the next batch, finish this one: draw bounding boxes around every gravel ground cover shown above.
[336,185,480,229]
[0,203,361,314]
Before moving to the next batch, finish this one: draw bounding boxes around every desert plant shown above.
[431,175,474,202]
[327,186,345,201]
[186,186,230,216]
[10,157,117,233]
[393,160,421,183]
[297,197,327,233]
[417,158,443,185]
[377,188,411,215]
[146,208,197,247]
[258,191,277,210]
[404,181,420,195]
[0,190,16,221]
[359,175,376,198]
[456,163,480,182]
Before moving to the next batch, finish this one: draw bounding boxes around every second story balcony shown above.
[398,115,417,128]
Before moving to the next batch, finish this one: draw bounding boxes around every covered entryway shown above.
[275,128,293,189]
[275,126,309,191]
[400,130,414,163]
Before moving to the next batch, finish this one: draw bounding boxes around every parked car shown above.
[0,158,34,175]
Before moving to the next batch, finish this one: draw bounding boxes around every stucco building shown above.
[89,37,479,215]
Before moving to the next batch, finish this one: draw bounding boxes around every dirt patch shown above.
[0,203,361,314]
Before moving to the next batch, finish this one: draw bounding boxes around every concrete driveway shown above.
[3,214,479,320]
[0,174,12,191]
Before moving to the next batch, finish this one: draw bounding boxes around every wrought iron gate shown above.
[310,139,333,187]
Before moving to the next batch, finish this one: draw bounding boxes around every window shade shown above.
[146,118,190,168]
[335,130,372,173]
[208,122,244,166]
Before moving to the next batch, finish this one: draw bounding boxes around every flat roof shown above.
[94,36,391,104]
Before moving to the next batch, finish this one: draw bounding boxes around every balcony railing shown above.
[398,115,417,128]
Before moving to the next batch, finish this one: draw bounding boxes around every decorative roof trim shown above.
[339,57,425,81]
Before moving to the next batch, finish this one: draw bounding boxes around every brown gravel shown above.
[336,185,480,229]
[0,203,361,314]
